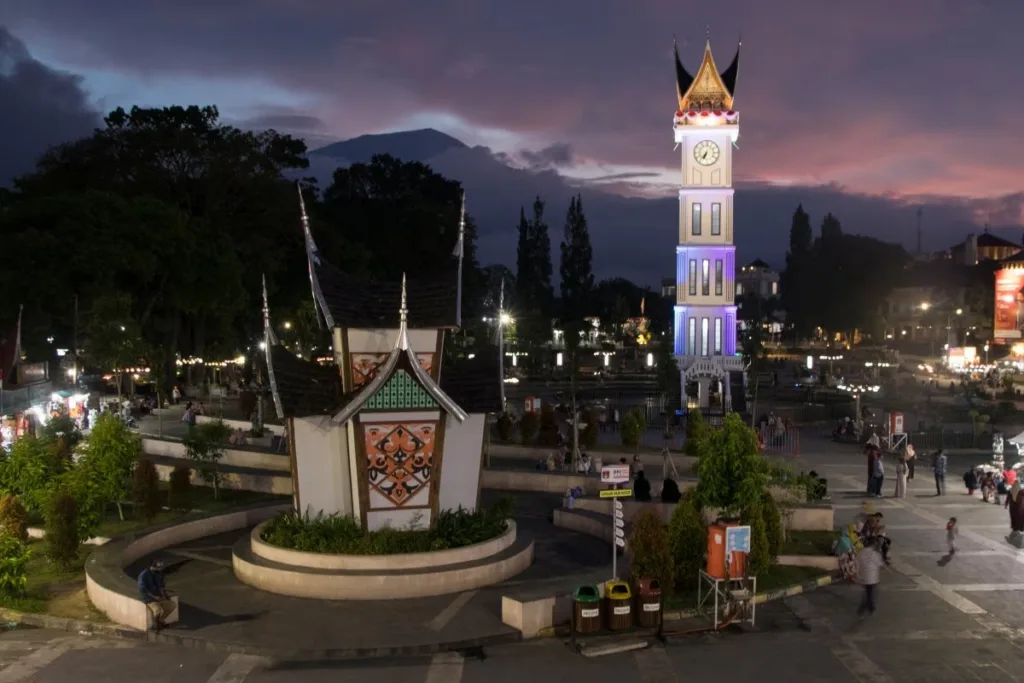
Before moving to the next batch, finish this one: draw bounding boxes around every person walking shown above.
[856,537,885,618]
[946,517,958,555]
[894,455,908,499]
[933,449,948,496]
[871,451,885,497]
[905,443,916,480]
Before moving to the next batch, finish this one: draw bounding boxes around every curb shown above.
[0,608,145,641]
[0,606,521,659]
[662,572,838,621]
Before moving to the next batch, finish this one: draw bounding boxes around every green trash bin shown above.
[605,580,633,631]
[635,578,662,628]
[573,584,602,633]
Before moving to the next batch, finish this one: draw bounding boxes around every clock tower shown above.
[671,37,745,411]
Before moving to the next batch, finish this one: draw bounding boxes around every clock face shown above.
[693,140,720,166]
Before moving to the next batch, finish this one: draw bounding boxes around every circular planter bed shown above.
[250,519,519,570]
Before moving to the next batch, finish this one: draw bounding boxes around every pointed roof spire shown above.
[296,182,332,329]
[676,32,734,111]
[261,273,284,419]
[396,272,411,351]
[262,275,278,346]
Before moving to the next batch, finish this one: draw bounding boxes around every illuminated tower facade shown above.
[672,38,745,410]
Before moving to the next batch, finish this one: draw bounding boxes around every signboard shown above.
[995,267,1024,340]
[889,412,904,436]
[725,525,751,554]
[599,488,633,499]
[600,465,630,485]
[16,362,47,385]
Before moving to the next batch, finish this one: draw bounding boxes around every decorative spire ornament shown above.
[396,272,411,351]
[453,191,466,328]
[297,182,325,329]
[262,274,284,419]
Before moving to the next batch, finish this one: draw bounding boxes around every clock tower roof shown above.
[675,37,741,111]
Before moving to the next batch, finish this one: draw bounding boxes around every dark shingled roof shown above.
[745,258,772,269]
[269,345,346,418]
[440,347,503,414]
[977,232,1020,249]
[315,260,458,329]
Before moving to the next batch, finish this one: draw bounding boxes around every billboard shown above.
[994,267,1024,340]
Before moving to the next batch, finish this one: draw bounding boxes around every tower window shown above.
[771,281,778,296]
[688,317,696,355]
[701,259,710,296]
[711,203,721,236]
[691,204,701,236]
[701,318,709,356]
[688,260,697,296]
[714,317,722,354]
[715,259,723,296]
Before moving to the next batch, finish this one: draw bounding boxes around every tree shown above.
[132,459,162,521]
[655,340,680,409]
[683,409,710,459]
[515,197,554,350]
[78,413,142,520]
[0,434,65,512]
[780,204,814,339]
[742,499,771,577]
[184,420,232,499]
[44,488,80,571]
[559,195,595,466]
[83,293,149,401]
[5,105,310,394]
[694,414,769,517]
[760,491,784,560]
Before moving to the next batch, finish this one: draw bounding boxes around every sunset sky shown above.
[2,0,1022,268]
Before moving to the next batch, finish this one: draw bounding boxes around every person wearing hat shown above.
[137,560,174,628]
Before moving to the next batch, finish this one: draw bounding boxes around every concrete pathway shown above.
[11,435,1024,681]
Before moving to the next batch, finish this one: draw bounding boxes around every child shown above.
[946,517,958,554]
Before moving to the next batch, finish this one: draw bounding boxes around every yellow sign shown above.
[599,489,633,499]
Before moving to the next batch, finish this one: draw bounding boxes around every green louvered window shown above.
[364,369,438,410]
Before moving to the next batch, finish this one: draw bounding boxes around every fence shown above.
[758,425,801,457]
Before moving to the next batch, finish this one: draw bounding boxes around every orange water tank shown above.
[706,522,747,579]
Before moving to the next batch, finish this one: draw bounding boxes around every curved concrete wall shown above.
[195,415,285,436]
[142,437,290,472]
[480,469,600,495]
[233,539,535,600]
[570,497,832,531]
[86,503,291,632]
[251,519,517,570]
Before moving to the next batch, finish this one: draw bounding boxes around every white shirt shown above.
[857,547,884,585]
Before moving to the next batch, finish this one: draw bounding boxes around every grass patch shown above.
[781,530,837,556]
[664,564,830,611]
[262,500,513,555]
[0,541,106,621]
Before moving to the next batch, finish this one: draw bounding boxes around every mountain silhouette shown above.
[310,128,466,165]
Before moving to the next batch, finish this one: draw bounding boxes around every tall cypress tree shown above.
[559,194,594,467]
[781,204,813,338]
[514,197,554,349]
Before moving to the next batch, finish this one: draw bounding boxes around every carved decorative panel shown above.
[363,421,437,508]
[351,352,433,388]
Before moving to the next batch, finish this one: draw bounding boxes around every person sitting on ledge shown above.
[660,477,682,503]
[633,470,652,502]
[137,560,175,630]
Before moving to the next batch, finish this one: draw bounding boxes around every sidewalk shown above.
[123,492,612,658]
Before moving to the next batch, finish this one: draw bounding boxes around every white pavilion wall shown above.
[437,414,486,513]
[293,415,352,518]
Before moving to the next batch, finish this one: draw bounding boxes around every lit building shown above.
[736,259,779,299]
[670,37,745,411]
[950,231,1021,265]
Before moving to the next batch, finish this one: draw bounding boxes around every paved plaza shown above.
[6,434,1024,682]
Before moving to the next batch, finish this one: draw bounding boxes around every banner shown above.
[995,268,1024,340]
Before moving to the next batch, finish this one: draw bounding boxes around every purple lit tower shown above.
[671,36,745,410]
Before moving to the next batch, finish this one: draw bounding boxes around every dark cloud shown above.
[517,142,575,170]
[239,112,325,131]
[0,26,99,186]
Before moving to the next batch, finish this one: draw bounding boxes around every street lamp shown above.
[984,343,990,364]
[838,383,880,421]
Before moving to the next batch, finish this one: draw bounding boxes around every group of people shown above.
[865,440,952,498]
[834,505,894,617]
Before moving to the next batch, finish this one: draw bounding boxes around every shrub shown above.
[184,420,232,499]
[668,492,706,592]
[41,412,82,462]
[495,413,514,442]
[167,466,193,511]
[0,533,31,597]
[742,500,771,578]
[0,493,29,543]
[0,434,65,512]
[536,405,559,446]
[132,459,162,521]
[695,414,769,518]
[579,409,598,450]
[627,508,674,597]
[519,411,540,445]
[78,413,142,520]
[621,408,646,452]
[44,489,81,571]
[684,410,710,458]
[261,499,513,555]
[760,492,783,560]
